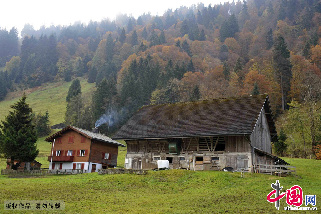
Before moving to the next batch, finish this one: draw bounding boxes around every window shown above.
[68,136,74,143]
[104,153,110,160]
[166,157,173,164]
[80,150,86,156]
[153,156,160,161]
[76,163,82,169]
[212,157,219,161]
[56,138,62,144]
[67,150,73,156]
[179,157,185,161]
[56,150,61,156]
[196,157,203,162]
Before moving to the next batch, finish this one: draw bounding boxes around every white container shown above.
[157,160,169,169]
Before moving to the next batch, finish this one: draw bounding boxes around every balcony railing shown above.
[48,156,74,162]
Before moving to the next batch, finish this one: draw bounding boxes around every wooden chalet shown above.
[114,94,287,172]
[45,126,125,172]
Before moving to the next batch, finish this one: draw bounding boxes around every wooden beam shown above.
[213,137,219,151]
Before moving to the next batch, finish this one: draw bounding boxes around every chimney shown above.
[92,127,99,133]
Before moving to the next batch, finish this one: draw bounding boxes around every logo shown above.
[267,180,317,210]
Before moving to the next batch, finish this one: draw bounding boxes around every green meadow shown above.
[0,78,95,126]
[0,152,320,213]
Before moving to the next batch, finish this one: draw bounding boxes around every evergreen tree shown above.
[223,61,230,80]
[234,58,243,73]
[180,19,189,37]
[190,85,201,101]
[149,30,160,47]
[159,30,166,44]
[142,27,148,40]
[119,28,126,43]
[199,29,206,41]
[138,42,147,52]
[252,82,260,95]
[88,67,97,83]
[92,78,117,120]
[187,59,195,72]
[66,79,81,102]
[220,14,239,42]
[181,40,192,57]
[274,128,287,156]
[131,30,138,46]
[266,28,274,50]
[0,95,39,168]
[65,94,83,126]
[303,42,311,59]
[34,111,51,137]
[273,35,292,110]
[105,34,114,62]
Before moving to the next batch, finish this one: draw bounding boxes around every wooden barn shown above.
[46,126,125,172]
[114,94,287,172]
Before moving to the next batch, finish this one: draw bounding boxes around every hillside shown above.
[0,78,95,125]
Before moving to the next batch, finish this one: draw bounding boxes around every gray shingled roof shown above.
[113,94,276,140]
[45,126,125,147]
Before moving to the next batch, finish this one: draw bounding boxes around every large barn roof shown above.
[45,126,125,147]
[113,94,276,140]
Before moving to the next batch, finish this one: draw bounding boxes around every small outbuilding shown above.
[45,126,125,172]
[114,94,287,172]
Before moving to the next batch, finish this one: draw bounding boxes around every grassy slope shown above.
[0,158,320,213]
[0,78,96,126]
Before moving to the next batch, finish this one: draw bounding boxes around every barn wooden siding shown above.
[125,136,252,171]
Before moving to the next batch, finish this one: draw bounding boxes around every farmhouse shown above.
[114,94,287,172]
[45,126,125,172]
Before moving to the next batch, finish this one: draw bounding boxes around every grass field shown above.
[0,78,96,126]
[0,153,320,213]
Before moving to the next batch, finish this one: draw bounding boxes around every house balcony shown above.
[48,156,74,162]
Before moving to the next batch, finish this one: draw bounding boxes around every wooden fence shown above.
[1,169,86,177]
[254,164,296,176]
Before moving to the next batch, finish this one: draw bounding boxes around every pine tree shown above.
[220,14,239,42]
[0,95,39,168]
[34,111,51,137]
[199,29,206,41]
[66,79,81,102]
[234,58,243,73]
[252,82,260,95]
[303,42,311,59]
[274,128,287,156]
[142,27,148,39]
[159,30,166,44]
[190,85,201,101]
[105,34,114,62]
[223,62,230,80]
[181,40,192,57]
[273,35,292,110]
[266,28,274,50]
[131,30,138,46]
[119,28,126,44]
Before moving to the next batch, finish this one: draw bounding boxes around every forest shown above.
[0,0,321,159]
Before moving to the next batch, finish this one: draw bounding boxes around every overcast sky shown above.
[1,0,229,32]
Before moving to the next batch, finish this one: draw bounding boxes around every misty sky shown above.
[1,0,229,32]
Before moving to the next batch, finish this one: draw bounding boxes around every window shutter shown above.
[59,163,63,170]
[53,150,56,156]
[68,136,74,143]
[76,150,79,156]
[108,154,111,160]
[85,149,88,156]
[61,150,64,156]
[73,150,76,156]
[81,163,84,170]
[102,152,105,159]
[73,163,76,170]
[52,163,55,170]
